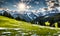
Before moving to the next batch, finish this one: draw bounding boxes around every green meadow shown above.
[0,16,60,36]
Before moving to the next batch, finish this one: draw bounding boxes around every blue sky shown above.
[0,0,47,10]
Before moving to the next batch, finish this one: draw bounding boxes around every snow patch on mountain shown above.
[0,7,60,21]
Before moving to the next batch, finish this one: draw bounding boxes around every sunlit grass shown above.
[0,16,60,36]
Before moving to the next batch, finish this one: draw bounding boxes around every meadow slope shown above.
[0,16,60,36]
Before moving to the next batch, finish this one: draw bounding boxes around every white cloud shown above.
[56,7,60,12]
[39,8,46,12]
[26,5,32,9]
[21,0,33,2]
[35,1,39,4]
[13,5,17,7]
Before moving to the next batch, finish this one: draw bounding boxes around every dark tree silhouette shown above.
[15,16,21,20]
[3,11,13,18]
[15,16,26,21]
[0,13,2,16]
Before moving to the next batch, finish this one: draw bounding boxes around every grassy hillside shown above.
[0,16,60,36]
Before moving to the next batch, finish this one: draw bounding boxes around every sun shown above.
[17,3,26,11]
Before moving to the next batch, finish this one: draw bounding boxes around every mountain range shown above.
[0,7,60,22]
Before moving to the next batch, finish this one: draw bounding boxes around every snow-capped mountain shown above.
[0,7,60,22]
[0,10,5,15]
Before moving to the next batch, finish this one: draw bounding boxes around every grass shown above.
[0,16,60,36]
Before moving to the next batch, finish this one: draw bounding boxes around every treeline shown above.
[0,11,26,21]
[1,11,60,27]
[31,13,60,27]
